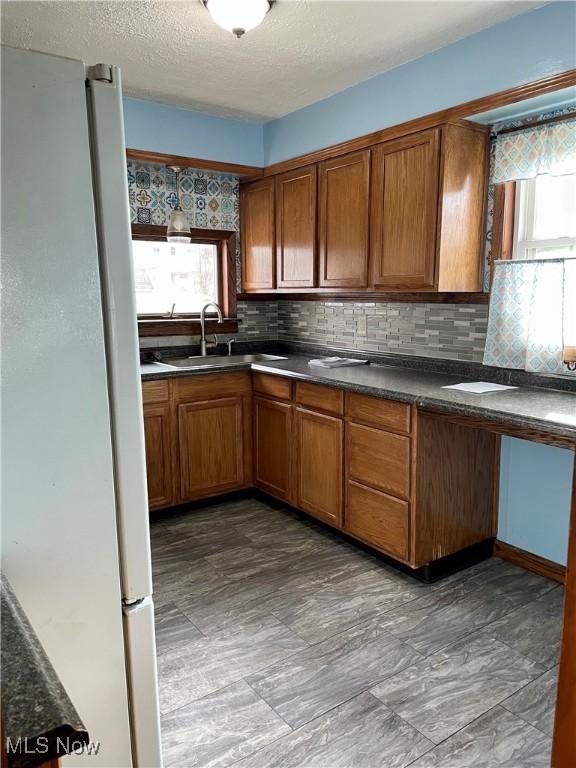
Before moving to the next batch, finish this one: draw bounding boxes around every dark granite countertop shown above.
[1,576,88,768]
[141,355,576,442]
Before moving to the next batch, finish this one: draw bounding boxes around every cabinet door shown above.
[254,396,292,501]
[296,407,343,526]
[241,178,275,290]
[143,403,173,511]
[370,128,440,290]
[276,165,317,288]
[178,396,245,501]
[319,150,370,288]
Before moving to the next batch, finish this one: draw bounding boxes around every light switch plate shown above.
[356,316,367,336]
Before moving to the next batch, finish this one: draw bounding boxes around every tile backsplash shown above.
[277,301,489,362]
[128,161,240,232]
[128,161,488,362]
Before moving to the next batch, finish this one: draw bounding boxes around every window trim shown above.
[131,224,238,337]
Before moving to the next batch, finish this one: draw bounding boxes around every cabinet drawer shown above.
[346,392,411,434]
[347,422,410,499]
[173,372,251,402]
[295,382,344,416]
[142,380,169,405]
[253,373,292,401]
[346,481,409,560]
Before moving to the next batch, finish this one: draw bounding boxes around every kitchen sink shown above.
[161,353,288,369]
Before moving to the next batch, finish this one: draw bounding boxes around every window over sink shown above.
[131,223,238,337]
[132,239,220,316]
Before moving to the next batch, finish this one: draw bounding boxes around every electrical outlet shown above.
[356,316,367,336]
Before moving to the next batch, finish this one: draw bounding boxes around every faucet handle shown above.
[226,338,236,356]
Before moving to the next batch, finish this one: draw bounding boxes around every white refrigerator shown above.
[1,46,162,767]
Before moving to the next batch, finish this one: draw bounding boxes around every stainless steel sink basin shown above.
[161,353,287,369]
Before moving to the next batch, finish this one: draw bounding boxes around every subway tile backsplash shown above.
[276,301,489,362]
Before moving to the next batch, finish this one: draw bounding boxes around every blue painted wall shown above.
[498,438,573,565]
[123,97,264,167]
[263,2,576,164]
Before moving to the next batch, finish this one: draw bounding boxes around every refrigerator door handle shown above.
[86,65,154,602]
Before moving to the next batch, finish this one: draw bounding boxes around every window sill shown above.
[138,318,239,337]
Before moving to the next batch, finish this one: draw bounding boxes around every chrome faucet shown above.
[200,302,224,356]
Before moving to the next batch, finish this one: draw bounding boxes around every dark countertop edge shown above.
[141,338,576,393]
[1,576,89,768]
[141,361,253,380]
[141,358,576,442]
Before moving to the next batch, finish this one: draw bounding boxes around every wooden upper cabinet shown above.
[318,150,370,288]
[370,128,440,290]
[276,165,317,288]
[240,178,275,291]
[436,123,489,292]
[370,123,488,292]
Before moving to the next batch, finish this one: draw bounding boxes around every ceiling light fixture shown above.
[166,166,191,243]
[203,0,273,38]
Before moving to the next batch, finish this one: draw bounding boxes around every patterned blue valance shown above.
[484,259,576,374]
[492,119,576,184]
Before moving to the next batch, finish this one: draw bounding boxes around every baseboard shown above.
[495,540,566,584]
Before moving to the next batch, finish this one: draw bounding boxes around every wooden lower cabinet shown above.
[178,396,246,501]
[254,395,293,502]
[344,397,497,568]
[142,373,497,573]
[143,402,173,510]
[142,373,252,509]
[295,407,343,526]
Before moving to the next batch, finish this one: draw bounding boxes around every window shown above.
[131,225,237,326]
[513,173,576,260]
[132,239,220,316]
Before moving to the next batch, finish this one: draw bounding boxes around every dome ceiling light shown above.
[203,0,274,38]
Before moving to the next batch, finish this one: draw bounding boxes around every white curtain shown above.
[492,118,576,184]
[484,259,576,374]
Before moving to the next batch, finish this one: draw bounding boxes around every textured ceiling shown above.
[1,0,543,121]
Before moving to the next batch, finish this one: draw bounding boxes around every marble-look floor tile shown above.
[153,559,230,608]
[235,692,433,768]
[502,666,559,737]
[157,613,307,714]
[153,530,254,574]
[376,579,521,657]
[204,536,337,581]
[161,680,290,768]
[481,587,564,668]
[465,558,558,606]
[176,576,284,637]
[154,602,202,655]
[409,706,552,767]
[262,567,422,644]
[371,634,543,743]
[246,617,421,729]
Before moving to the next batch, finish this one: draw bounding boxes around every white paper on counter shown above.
[442,381,518,394]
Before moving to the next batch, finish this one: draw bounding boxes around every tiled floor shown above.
[151,497,562,768]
